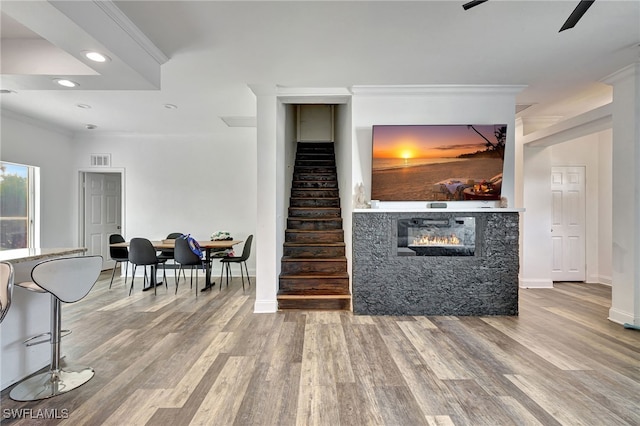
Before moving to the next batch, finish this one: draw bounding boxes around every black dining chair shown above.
[128,238,166,295]
[174,237,205,296]
[219,234,253,290]
[109,234,129,289]
[157,232,185,285]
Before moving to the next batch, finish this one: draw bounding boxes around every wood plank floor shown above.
[1,271,639,425]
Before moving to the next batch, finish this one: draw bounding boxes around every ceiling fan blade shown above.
[462,0,489,11]
[559,0,596,32]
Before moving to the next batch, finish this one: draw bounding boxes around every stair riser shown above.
[290,198,340,208]
[294,166,337,174]
[281,260,346,274]
[287,218,342,230]
[292,181,338,189]
[297,145,334,152]
[296,153,334,161]
[291,189,339,198]
[295,160,335,167]
[279,278,350,294]
[278,298,350,310]
[283,245,346,258]
[285,230,344,243]
[293,173,337,181]
[288,208,341,218]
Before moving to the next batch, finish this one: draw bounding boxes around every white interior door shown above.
[551,166,586,281]
[84,173,122,270]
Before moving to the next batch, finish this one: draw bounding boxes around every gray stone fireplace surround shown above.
[352,210,520,316]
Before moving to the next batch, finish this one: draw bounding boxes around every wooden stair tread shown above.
[277,294,351,299]
[286,228,343,231]
[287,217,341,221]
[283,242,345,246]
[279,273,349,278]
[281,256,346,261]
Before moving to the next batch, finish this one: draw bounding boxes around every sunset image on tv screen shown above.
[371,124,506,201]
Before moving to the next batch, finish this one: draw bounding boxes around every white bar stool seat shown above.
[9,255,102,402]
[0,262,14,323]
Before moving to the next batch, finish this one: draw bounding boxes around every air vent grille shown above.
[90,154,111,167]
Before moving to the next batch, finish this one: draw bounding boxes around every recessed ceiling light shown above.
[54,79,79,88]
[83,51,110,63]
[0,89,17,94]
[164,103,178,109]
[85,124,97,130]
[76,103,92,109]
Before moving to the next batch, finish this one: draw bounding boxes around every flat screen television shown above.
[371,124,506,202]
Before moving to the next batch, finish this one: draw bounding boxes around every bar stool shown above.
[0,262,14,323]
[9,255,102,401]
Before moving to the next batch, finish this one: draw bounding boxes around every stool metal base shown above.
[9,367,94,401]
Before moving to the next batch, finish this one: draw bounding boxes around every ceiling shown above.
[1,1,639,136]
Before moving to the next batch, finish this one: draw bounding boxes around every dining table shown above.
[110,239,242,292]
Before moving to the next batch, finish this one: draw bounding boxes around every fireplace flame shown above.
[412,234,461,246]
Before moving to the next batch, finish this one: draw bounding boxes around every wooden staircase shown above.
[278,142,351,310]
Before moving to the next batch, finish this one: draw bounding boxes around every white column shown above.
[604,63,640,326]
[250,84,279,313]
[520,145,553,288]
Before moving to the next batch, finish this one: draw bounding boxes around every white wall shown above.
[598,131,613,285]
[71,131,258,275]
[521,146,553,287]
[1,113,77,247]
[334,102,353,291]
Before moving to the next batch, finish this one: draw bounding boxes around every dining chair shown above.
[157,232,185,285]
[174,237,205,296]
[109,233,129,289]
[128,238,166,295]
[9,255,102,401]
[0,262,14,323]
[219,234,253,290]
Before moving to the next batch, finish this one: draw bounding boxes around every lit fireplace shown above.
[398,217,475,256]
[412,234,461,246]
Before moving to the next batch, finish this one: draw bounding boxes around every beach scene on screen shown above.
[371,124,506,201]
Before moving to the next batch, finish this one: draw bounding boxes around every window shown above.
[0,161,38,250]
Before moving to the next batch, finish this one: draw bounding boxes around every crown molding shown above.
[93,1,168,65]
[350,85,527,96]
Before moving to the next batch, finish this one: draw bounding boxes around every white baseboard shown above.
[519,278,553,288]
[608,307,636,326]
[254,299,277,313]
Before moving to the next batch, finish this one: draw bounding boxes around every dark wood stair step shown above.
[283,242,345,258]
[277,295,351,311]
[292,180,337,189]
[296,153,334,161]
[287,217,343,231]
[281,257,347,274]
[291,188,339,198]
[293,173,337,181]
[279,274,350,294]
[285,229,344,243]
[288,207,341,218]
[295,159,335,167]
[294,165,337,174]
[290,197,340,208]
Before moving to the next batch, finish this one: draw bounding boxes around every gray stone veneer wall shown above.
[352,211,520,316]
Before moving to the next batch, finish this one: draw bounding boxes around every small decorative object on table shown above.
[211,231,232,241]
[211,231,234,256]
